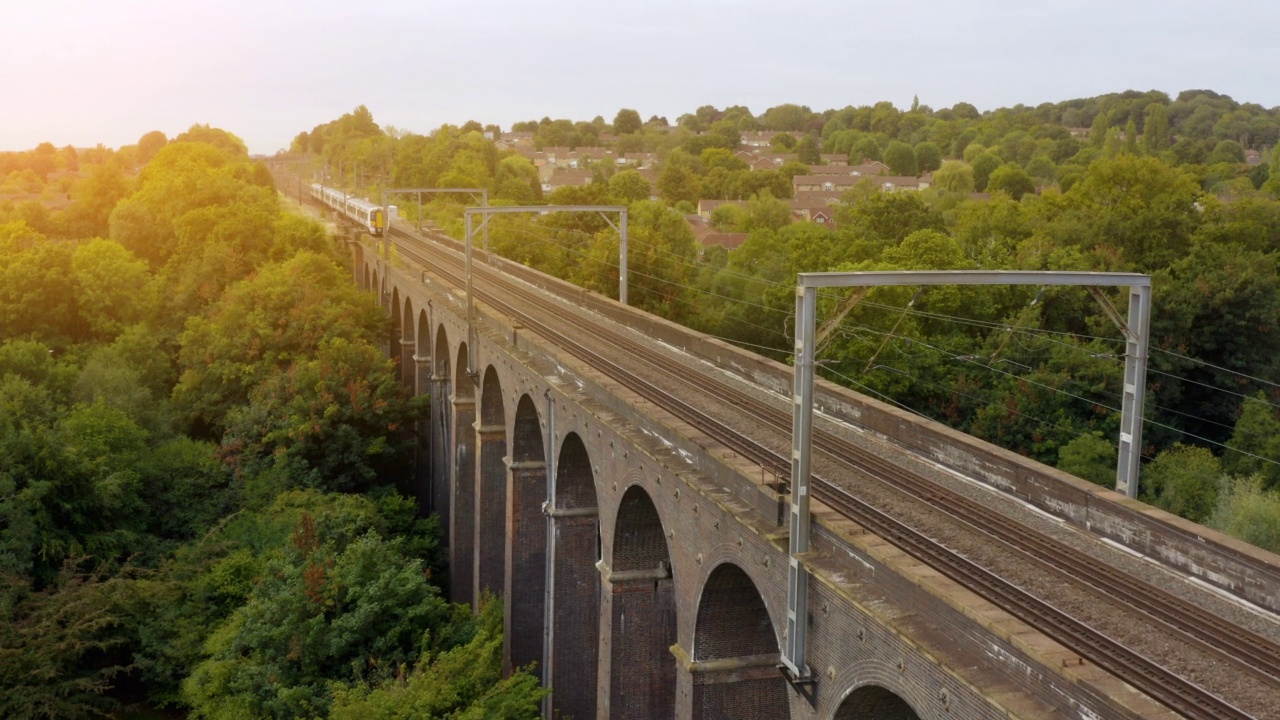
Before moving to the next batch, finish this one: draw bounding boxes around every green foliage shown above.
[1142,444,1222,523]
[971,152,1002,191]
[182,521,453,719]
[221,337,424,494]
[1209,477,1280,553]
[932,160,975,194]
[883,140,918,176]
[71,239,150,339]
[607,169,650,203]
[174,252,386,433]
[612,108,642,135]
[1057,434,1116,486]
[914,141,943,173]
[328,600,545,720]
[0,561,136,720]
[986,163,1036,201]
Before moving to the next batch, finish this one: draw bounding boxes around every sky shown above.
[2,0,1278,155]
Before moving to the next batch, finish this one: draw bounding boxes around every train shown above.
[310,183,397,236]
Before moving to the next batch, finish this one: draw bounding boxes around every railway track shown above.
[384,222,1278,719]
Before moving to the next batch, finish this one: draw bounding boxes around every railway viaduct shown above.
[339,227,1278,720]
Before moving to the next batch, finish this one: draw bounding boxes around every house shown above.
[618,152,655,169]
[761,153,798,166]
[541,146,571,167]
[568,147,611,167]
[793,175,868,193]
[790,193,841,225]
[793,172,928,195]
[687,214,749,250]
[846,161,891,176]
[697,199,747,219]
[542,168,594,193]
[819,154,848,166]
[805,164,860,176]
[741,131,781,147]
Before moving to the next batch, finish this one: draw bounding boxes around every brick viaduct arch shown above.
[451,340,476,606]
[370,256,1095,720]
[476,365,508,603]
[390,281,912,720]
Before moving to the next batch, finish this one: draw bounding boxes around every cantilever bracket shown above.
[778,663,818,705]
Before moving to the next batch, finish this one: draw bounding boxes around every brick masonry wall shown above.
[505,464,547,674]
[449,396,476,608]
[552,513,599,720]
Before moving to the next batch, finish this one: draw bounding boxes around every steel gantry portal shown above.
[782,269,1152,684]
[462,204,628,376]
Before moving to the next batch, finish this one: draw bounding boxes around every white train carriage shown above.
[309,183,387,236]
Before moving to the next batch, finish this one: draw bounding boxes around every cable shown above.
[496,218,1280,440]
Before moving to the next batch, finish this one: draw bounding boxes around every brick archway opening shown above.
[547,432,600,720]
[834,685,921,720]
[388,287,401,361]
[399,298,415,390]
[429,323,450,541]
[475,365,507,604]
[504,394,546,675]
[605,485,676,720]
[692,563,790,720]
[449,341,475,606]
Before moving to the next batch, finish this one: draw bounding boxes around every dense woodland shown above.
[4,89,1280,716]
[0,130,544,717]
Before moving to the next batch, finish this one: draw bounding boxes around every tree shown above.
[741,192,791,232]
[971,152,1003,191]
[1125,118,1139,155]
[657,163,700,206]
[1223,392,1280,482]
[183,522,454,718]
[1209,477,1280,553]
[914,141,943,173]
[796,135,821,164]
[1151,249,1280,447]
[221,337,424,493]
[613,108,642,135]
[986,163,1036,201]
[849,137,882,164]
[932,160,975,193]
[1142,104,1170,154]
[1056,434,1116,486]
[1209,139,1246,164]
[1063,155,1201,268]
[136,130,168,165]
[770,133,798,150]
[759,104,812,132]
[0,562,136,720]
[1089,111,1109,148]
[172,124,248,157]
[608,169,651,203]
[1142,444,1221,523]
[328,600,545,720]
[883,141,918,176]
[70,239,150,340]
[173,252,386,433]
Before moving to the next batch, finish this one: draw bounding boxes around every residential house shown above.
[618,152,655,168]
[741,131,781,147]
[542,168,594,193]
[697,199,747,219]
[819,154,848,166]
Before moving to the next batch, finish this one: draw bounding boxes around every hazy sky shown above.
[3,0,1277,154]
